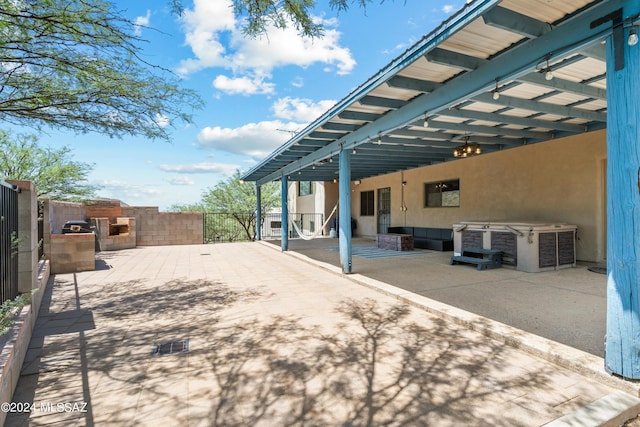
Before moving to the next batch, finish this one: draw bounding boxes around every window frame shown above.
[360,190,375,216]
[424,179,460,208]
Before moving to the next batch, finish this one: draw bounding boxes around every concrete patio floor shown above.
[6,241,640,426]
[275,237,607,356]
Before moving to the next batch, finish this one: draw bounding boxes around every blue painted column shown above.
[339,148,352,273]
[281,175,289,251]
[255,184,262,241]
[605,25,640,379]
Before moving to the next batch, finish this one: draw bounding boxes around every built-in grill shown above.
[61,220,94,234]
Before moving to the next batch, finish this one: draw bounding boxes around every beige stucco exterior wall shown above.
[350,130,606,262]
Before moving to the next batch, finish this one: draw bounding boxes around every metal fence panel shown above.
[203,212,325,243]
[0,181,20,303]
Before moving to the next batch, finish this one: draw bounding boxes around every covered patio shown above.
[241,0,640,379]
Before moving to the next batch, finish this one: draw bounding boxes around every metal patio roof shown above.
[242,0,638,186]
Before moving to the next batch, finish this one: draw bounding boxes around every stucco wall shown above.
[351,130,606,262]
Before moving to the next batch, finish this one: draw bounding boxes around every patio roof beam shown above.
[472,92,607,123]
[427,47,607,100]
[321,123,362,132]
[482,6,552,38]
[308,131,347,140]
[338,111,383,122]
[437,108,588,133]
[380,134,519,147]
[359,95,409,109]
[399,120,553,140]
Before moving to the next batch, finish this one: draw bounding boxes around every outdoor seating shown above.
[387,226,453,251]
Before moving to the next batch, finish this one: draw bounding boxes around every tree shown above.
[0,0,202,141]
[174,170,280,241]
[0,129,97,201]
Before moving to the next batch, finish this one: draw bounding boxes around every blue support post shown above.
[339,148,352,273]
[281,175,289,251]
[256,184,262,241]
[605,24,640,379]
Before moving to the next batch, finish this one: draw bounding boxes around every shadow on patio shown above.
[6,243,622,426]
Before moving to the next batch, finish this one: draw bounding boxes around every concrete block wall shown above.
[41,199,87,260]
[49,234,95,274]
[85,200,122,223]
[92,217,136,251]
[122,207,203,246]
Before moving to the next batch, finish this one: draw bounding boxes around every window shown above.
[425,179,460,207]
[360,190,375,216]
[298,181,312,196]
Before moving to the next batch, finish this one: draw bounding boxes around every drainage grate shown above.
[151,339,189,357]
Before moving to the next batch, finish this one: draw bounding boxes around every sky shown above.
[17,0,471,210]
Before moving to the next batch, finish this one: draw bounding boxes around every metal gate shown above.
[0,181,20,303]
[377,187,391,234]
[203,212,326,243]
[203,212,255,243]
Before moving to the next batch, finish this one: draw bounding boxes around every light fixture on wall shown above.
[377,133,382,145]
[423,114,429,127]
[629,27,639,46]
[352,148,357,155]
[453,137,481,158]
[354,179,361,185]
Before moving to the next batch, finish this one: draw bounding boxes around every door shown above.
[377,187,391,234]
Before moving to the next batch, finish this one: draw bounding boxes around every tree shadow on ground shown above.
[12,275,576,426]
[200,299,561,426]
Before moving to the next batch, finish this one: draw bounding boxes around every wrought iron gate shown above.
[0,181,20,303]
[377,187,391,234]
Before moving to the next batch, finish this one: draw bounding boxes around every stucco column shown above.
[281,175,288,251]
[604,23,640,379]
[339,148,352,273]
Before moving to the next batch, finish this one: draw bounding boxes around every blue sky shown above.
[20,0,470,210]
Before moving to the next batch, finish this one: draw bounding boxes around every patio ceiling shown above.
[242,0,637,186]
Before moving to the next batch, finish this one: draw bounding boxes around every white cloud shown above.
[164,176,196,186]
[176,0,355,78]
[213,74,275,95]
[94,180,162,203]
[134,10,151,36]
[442,5,456,14]
[228,23,355,75]
[197,120,300,159]
[291,77,304,88]
[154,113,170,128]
[159,162,239,175]
[272,97,335,122]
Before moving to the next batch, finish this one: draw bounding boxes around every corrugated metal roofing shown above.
[241,0,638,185]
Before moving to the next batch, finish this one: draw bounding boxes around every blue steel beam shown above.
[338,148,352,273]
[604,18,640,379]
[280,175,288,251]
[256,184,262,241]
[253,0,625,186]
